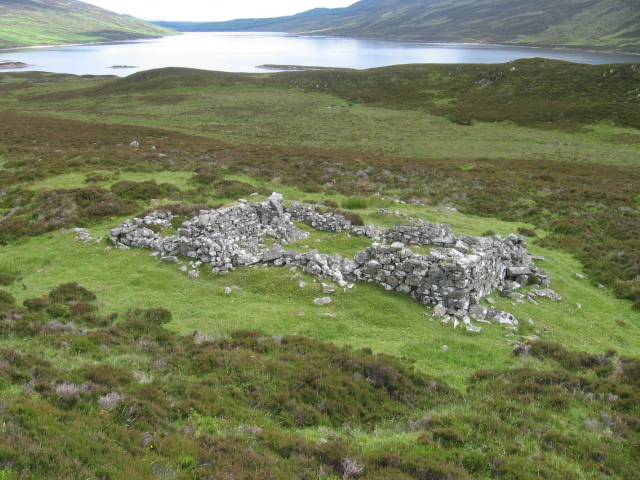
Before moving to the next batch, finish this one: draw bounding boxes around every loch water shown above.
[2,32,639,76]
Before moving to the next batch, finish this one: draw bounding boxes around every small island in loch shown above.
[0,60,28,69]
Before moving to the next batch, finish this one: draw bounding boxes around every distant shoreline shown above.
[1,33,639,57]
[257,64,342,71]
[0,35,174,52]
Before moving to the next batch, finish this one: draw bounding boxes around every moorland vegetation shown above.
[0,0,176,49]
[0,58,639,478]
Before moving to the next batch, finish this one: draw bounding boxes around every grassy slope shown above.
[0,0,176,49]
[2,60,640,163]
[0,67,639,478]
[0,63,639,308]
[1,285,638,479]
[161,0,640,52]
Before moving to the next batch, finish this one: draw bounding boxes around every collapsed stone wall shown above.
[110,194,310,273]
[379,223,457,247]
[285,201,354,233]
[110,193,551,318]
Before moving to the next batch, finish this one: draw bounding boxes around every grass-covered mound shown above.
[1,283,639,479]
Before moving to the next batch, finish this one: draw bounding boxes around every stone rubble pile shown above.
[286,201,354,232]
[110,193,556,325]
[110,193,310,273]
[380,223,456,246]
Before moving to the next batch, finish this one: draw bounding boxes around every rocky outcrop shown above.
[110,193,553,319]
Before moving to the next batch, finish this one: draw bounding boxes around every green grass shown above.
[2,63,639,166]
[1,198,637,388]
[0,226,639,478]
[24,170,194,192]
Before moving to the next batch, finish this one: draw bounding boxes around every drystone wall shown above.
[110,193,552,322]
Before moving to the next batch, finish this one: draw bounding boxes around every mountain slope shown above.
[155,0,640,53]
[0,0,177,49]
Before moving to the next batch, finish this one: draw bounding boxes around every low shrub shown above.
[188,165,222,185]
[23,296,48,311]
[529,342,609,370]
[213,179,258,199]
[341,210,365,226]
[322,199,339,208]
[0,289,15,305]
[0,187,137,243]
[111,180,178,201]
[431,427,467,447]
[48,283,97,303]
[342,197,369,209]
[517,227,537,237]
[0,273,19,286]
[84,172,111,183]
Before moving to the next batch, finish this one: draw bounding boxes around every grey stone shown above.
[263,244,285,262]
[161,256,179,263]
[469,304,488,321]
[531,288,562,301]
[322,283,336,294]
[500,290,525,299]
[494,311,518,326]
[314,297,333,305]
[507,266,531,276]
[432,304,447,318]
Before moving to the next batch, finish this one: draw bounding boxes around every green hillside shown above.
[0,63,639,478]
[157,0,640,53]
[0,0,177,49]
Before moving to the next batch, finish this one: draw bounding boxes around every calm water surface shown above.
[1,32,639,76]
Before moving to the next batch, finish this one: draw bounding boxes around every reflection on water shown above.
[2,32,639,76]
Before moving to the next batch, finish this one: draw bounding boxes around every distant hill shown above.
[0,0,177,49]
[154,0,640,53]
